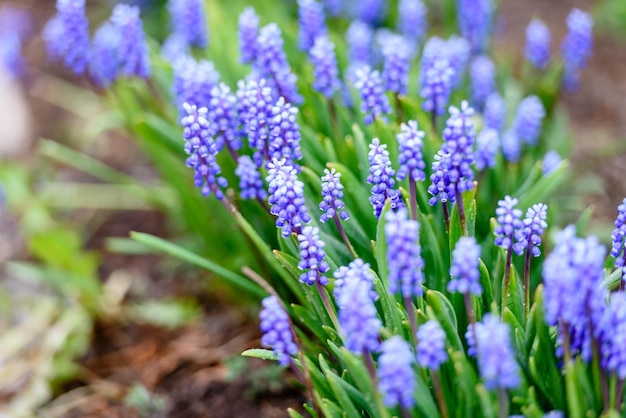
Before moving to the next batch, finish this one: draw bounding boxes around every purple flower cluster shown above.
[161,33,189,62]
[611,199,626,282]
[354,66,392,125]
[297,226,330,286]
[513,203,548,257]
[237,79,274,165]
[428,150,455,205]
[457,0,494,53]
[260,295,298,366]
[208,83,242,152]
[542,225,606,361]
[377,336,416,408]
[368,138,403,218]
[167,0,208,49]
[542,151,562,175]
[268,97,303,170]
[474,128,499,171]
[448,236,482,295]
[346,20,373,73]
[396,120,426,182]
[501,130,521,163]
[599,293,626,378]
[298,0,327,51]
[416,320,448,370]
[483,92,506,132]
[356,0,387,26]
[89,23,120,88]
[172,56,220,116]
[385,208,424,297]
[0,32,24,79]
[44,0,90,74]
[513,95,546,146]
[181,104,227,199]
[333,259,376,302]
[381,35,412,96]
[310,36,340,98]
[266,158,311,237]
[336,262,381,354]
[420,58,455,116]
[525,19,551,70]
[111,4,150,79]
[494,196,523,250]
[397,0,427,44]
[238,7,259,64]
[470,55,496,110]
[466,314,520,390]
[320,168,350,223]
[561,9,593,91]
[235,155,266,200]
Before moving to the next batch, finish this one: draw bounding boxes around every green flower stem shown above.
[442,202,450,234]
[364,348,377,384]
[615,378,624,413]
[503,244,513,311]
[333,215,358,259]
[327,98,341,141]
[431,110,437,132]
[409,178,418,221]
[432,370,450,418]
[395,94,404,124]
[315,280,340,330]
[455,189,467,236]
[404,296,417,342]
[498,388,509,418]
[524,244,532,321]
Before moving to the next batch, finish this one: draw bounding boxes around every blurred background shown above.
[0,0,625,416]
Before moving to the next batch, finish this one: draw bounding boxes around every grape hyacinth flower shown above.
[542,151,562,175]
[385,208,425,297]
[324,0,342,16]
[111,4,150,78]
[0,33,24,79]
[237,79,275,166]
[474,128,499,171]
[543,225,606,362]
[417,320,448,370]
[310,36,340,98]
[297,226,330,286]
[513,95,546,146]
[483,92,506,132]
[346,20,373,76]
[446,36,471,87]
[396,120,426,183]
[470,55,496,110]
[172,56,220,116]
[298,0,327,51]
[611,199,626,286]
[397,0,427,44]
[320,168,349,223]
[333,259,376,302]
[428,150,456,222]
[356,0,387,26]
[235,155,266,200]
[494,195,523,302]
[466,314,520,390]
[45,0,90,74]
[381,35,411,96]
[354,66,392,125]
[420,58,455,117]
[161,33,190,63]
[260,295,298,366]
[208,83,242,153]
[268,97,303,170]
[561,9,593,92]
[238,7,259,64]
[337,269,381,355]
[525,19,551,70]
[88,23,121,88]
[448,236,482,296]
[599,292,626,379]
[377,336,416,409]
[167,0,208,49]
[457,0,494,53]
[266,158,311,237]
[367,138,403,218]
[181,104,227,199]
[502,130,521,163]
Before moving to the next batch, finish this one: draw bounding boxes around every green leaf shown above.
[326,372,362,417]
[241,349,279,362]
[425,290,463,352]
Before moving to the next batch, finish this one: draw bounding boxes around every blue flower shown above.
[235,155,266,200]
[172,56,220,116]
[420,58,454,116]
[208,83,243,152]
[0,32,24,80]
[167,0,208,49]
[501,130,521,163]
[466,314,520,390]
[161,33,190,63]
[397,0,427,44]
[310,36,340,98]
[439,101,476,194]
[333,259,376,302]
[457,0,494,53]
[320,168,350,223]
[181,103,227,199]
[474,128,499,171]
[354,66,392,125]
[611,199,626,282]
[237,78,275,166]
[111,4,150,78]
[298,0,327,51]
[396,120,426,182]
[448,236,482,295]
[469,55,496,110]
[428,150,456,206]
[483,92,506,132]
[598,292,626,378]
[513,95,545,146]
[513,203,548,257]
[346,20,373,75]
[561,9,593,92]
[268,97,303,170]
[542,151,562,175]
[356,0,387,26]
[494,196,523,250]
[377,336,416,408]
[368,138,403,218]
[385,208,424,297]
[260,295,298,366]
[45,0,90,74]
[297,226,330,286]
[238,7,259,64]
[381,35,412,96]
[416,320,448,370]
[266,158,311,237]
[89,23,121,88]
[525,19,551,70]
